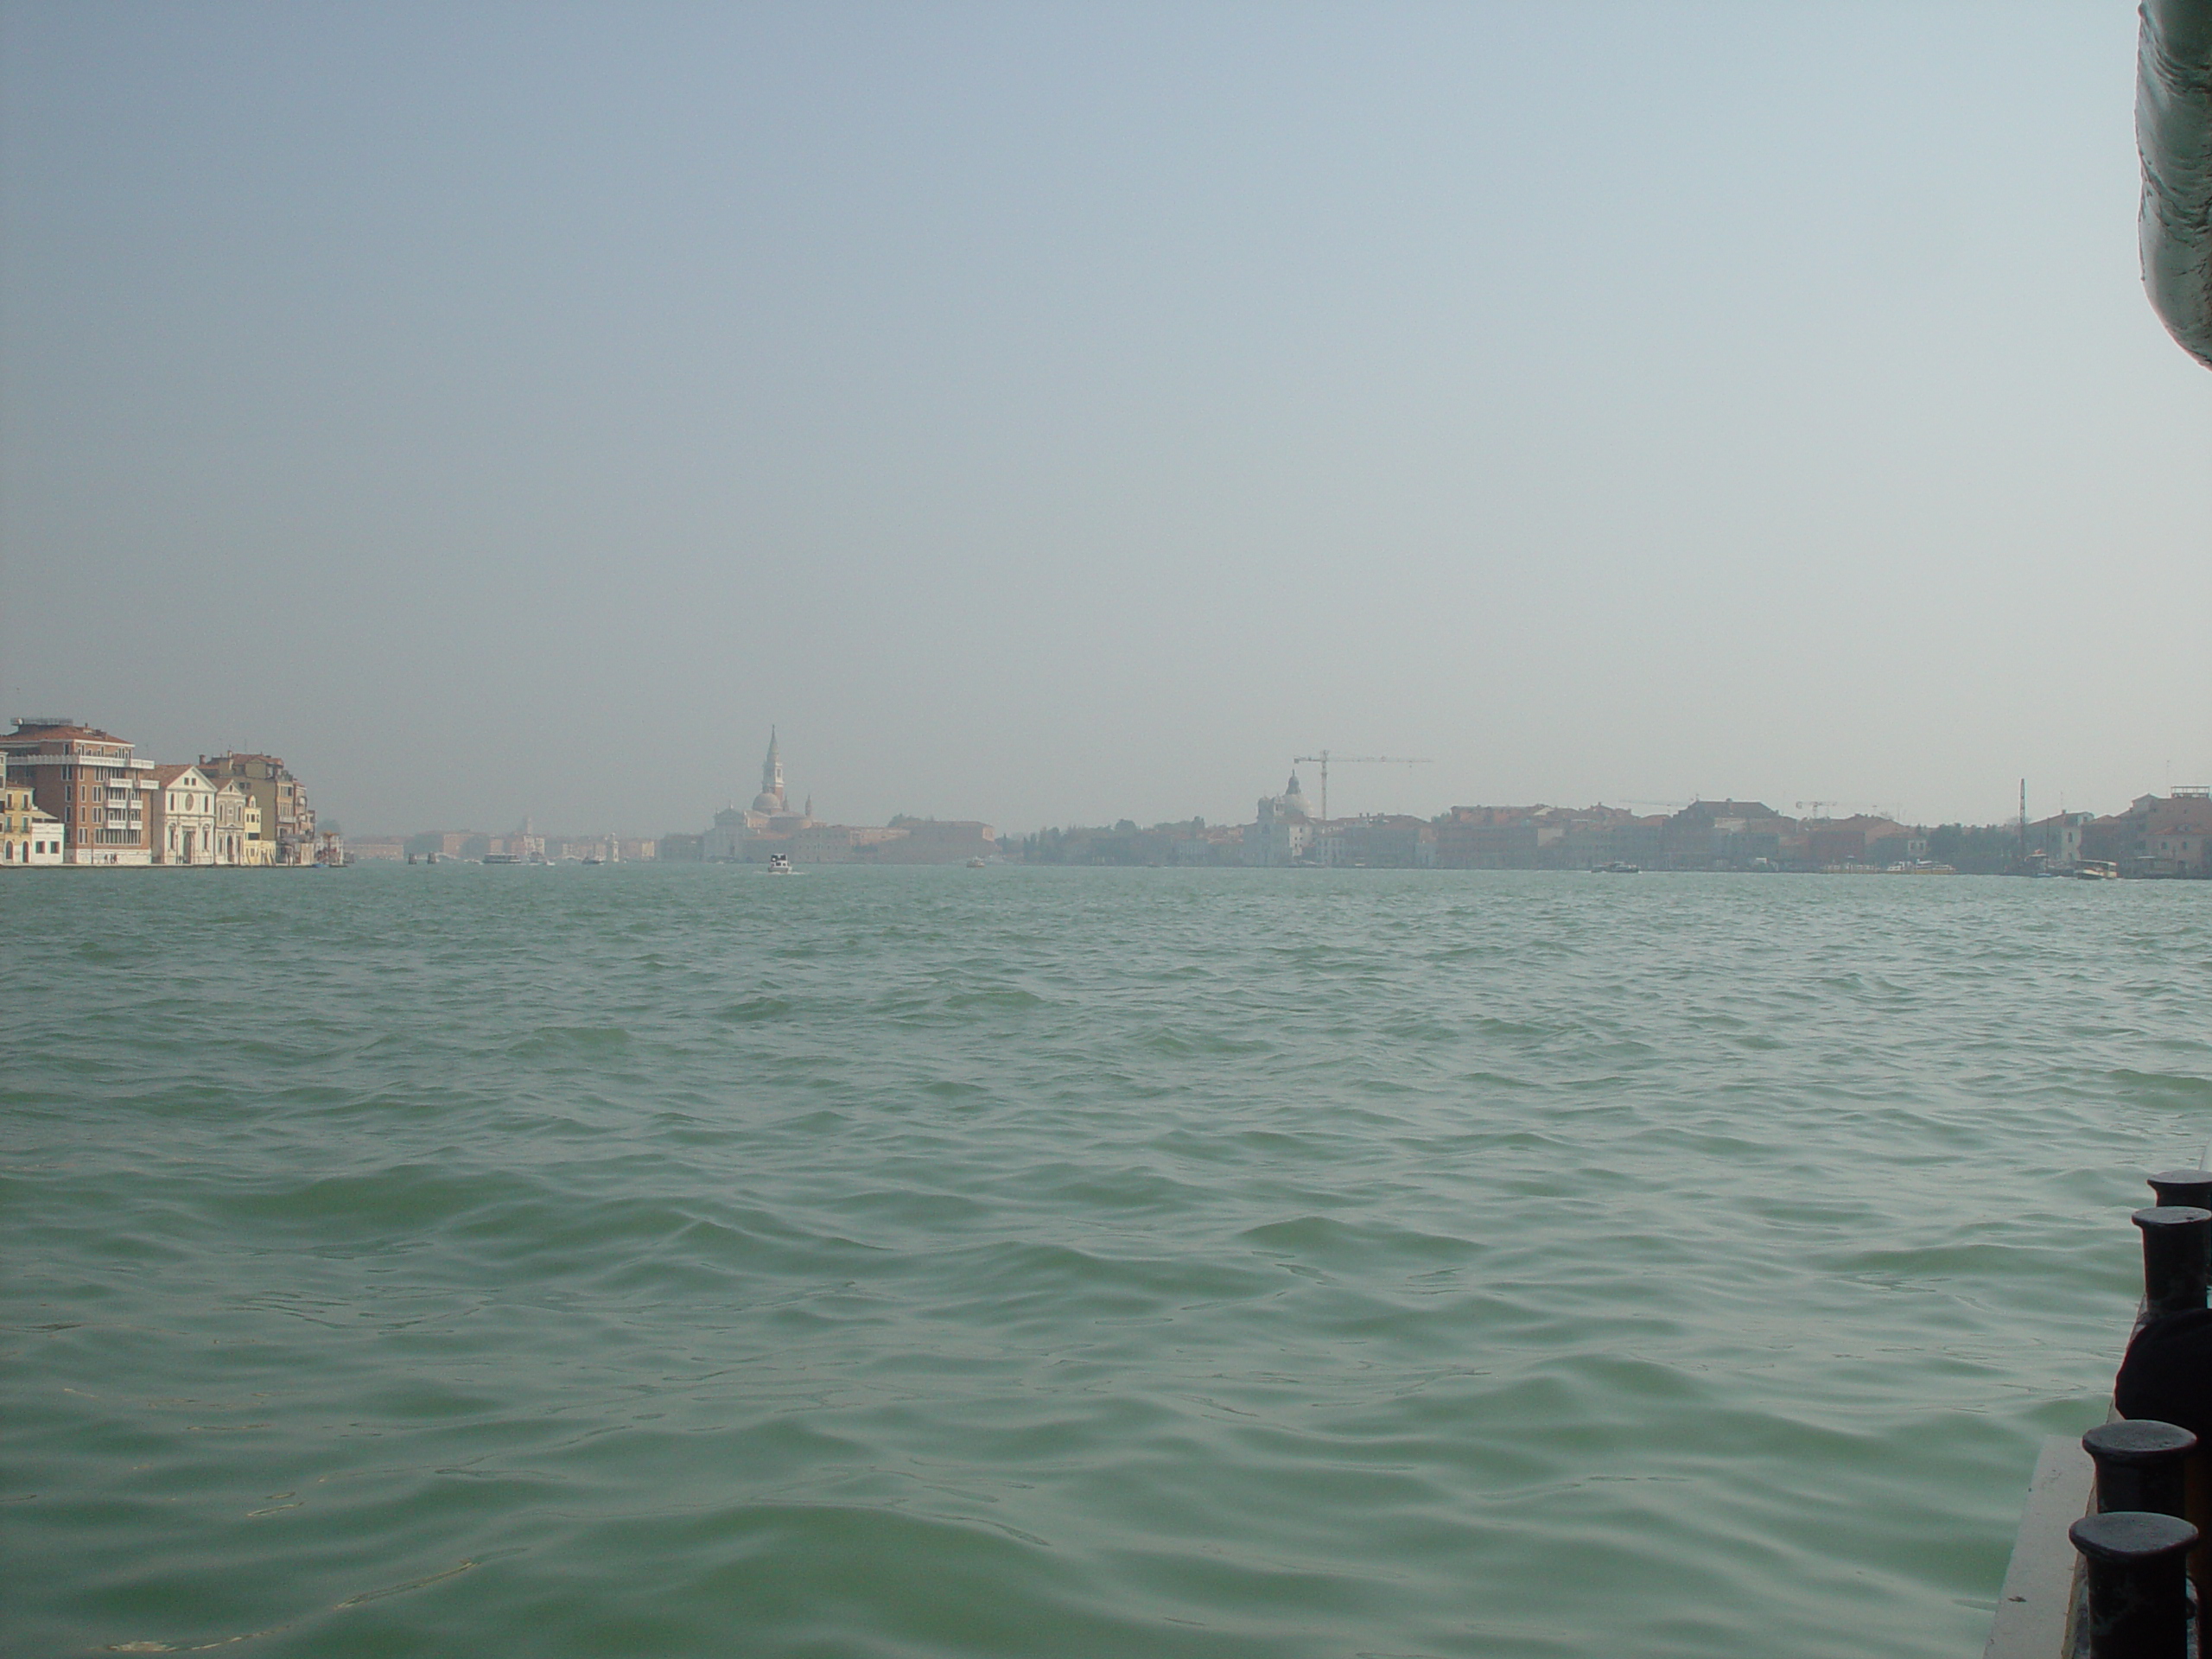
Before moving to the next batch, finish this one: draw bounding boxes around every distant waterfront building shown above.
[147,765,220,865]
[1244,772,1315,866]
[0,718,156,864]
[868,818,996,862]
[2024,812,2094,868]
[1804,814,1922,869]
[544,834,622,863]
[402,831,478,861]
[241,787,268,861]
[1313,814,1437,868]
[1660,800,1795,871]
[699,806,752,861]
[1430,804,1668,870]
[213,778,264,864]
[2084,789,2212,878]
[703,730,820,859]
[199,753,317,865]
[1,772,65,866]
[683,729,996,864]
[1433,805,1546,869]
[486,818,546,861]
[786,823,910,863]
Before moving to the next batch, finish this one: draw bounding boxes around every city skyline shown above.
[8,706,2202,851]
[337,728,2205,852]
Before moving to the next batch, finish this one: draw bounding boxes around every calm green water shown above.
[3,866,2207,1658]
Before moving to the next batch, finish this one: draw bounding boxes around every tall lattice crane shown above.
[1794,800,1897,825]
[1292,752,1433,822]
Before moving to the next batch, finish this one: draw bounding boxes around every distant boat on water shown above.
[767,854,794,874]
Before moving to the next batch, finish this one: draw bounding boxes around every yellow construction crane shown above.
[1292,751,1433,822]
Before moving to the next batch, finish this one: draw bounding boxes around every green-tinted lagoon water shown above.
[3,865,2208,1657]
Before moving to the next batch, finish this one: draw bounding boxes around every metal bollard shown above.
[2083,1420,2198,1517]
[2068,1510,2200,1659]
[2130,1206,2212,1317]
[2146,1171,2212,1211]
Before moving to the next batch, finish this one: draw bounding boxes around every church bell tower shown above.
[751,728,787,815]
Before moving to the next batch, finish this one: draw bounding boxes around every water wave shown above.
[3,866,2205,1656]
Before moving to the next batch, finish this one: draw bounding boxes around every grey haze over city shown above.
[3,3,2207,838]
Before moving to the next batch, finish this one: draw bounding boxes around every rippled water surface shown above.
[4,865,2208,1657]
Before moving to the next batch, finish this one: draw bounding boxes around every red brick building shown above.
[0,718,155,864]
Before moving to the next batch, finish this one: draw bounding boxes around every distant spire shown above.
[761,728,785,804]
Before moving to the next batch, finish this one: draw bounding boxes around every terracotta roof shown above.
[150,764,207,786]
[1,724,128,746]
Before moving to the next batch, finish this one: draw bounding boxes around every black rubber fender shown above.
[2139,0,2212,368]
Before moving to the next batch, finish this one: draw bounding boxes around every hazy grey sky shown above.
[3,3,2207,836]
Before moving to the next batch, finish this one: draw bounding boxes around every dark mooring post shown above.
[2084,1421,2198,1518]
[2146,1170,2212,1212]
[2069,1510,2199,1659]
[2131,1206,2212,1316]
